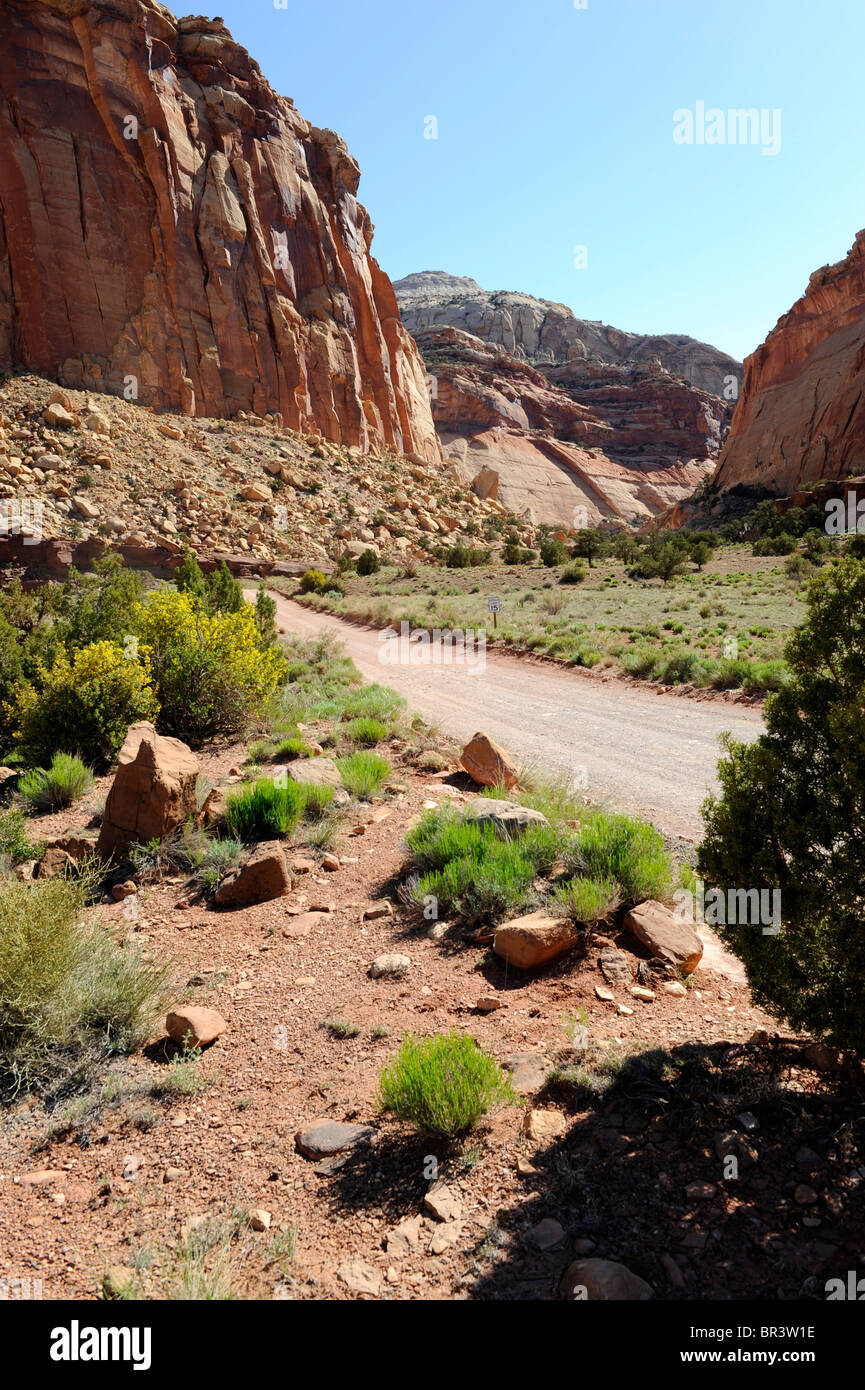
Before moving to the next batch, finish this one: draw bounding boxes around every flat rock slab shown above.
[462,800,548,834]
[283,911,329,938]
[625,900,703,975]
[598,946,633,986]
[295,1120,375,1159]
[502,1051,549,1095]
[288,757,342,788]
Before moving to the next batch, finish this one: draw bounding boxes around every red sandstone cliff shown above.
[0,1,439,459]
[711,230,865,494]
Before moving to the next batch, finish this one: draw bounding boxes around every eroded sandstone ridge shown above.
[395,274,738,526]
[710,230,865,495]
[0,1,439,459]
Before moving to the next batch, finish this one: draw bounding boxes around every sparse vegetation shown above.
[377,1031,515,1138]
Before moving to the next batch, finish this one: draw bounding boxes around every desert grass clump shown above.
[377,1031,515,1138]
[0,871,175,1094]
[406,806,559,926]
[550,874,621,925]
[341,716,389,747]
[194,838,245,894]
[566,809,672,906]
[18,753,94,812]
[223,778,306,841]
[336,751,390,799]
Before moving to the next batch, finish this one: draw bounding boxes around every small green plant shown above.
[559,562,587,585]
[566,810,672,905]
[195,838,245,894]
[18,753,94,812]
[152,1038,212,1098]
[272,737,309,761]
[342,716,388,747]
[0,804,40,867]
[336,751,390,799]
[321,1017,362,1039]
[550,874,621,925]
[377,1031,515,1138]
[224,778,306,841]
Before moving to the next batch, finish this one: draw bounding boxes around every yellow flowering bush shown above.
[3,641,159,767]
[133,589,287,744]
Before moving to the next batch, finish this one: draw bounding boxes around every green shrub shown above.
[224,778,307,841]
[0,805,39,867]
[298,569,329,595]
[540,537,568,567]
[342,716,388,747]
[559,562,587,585]
[133,589,286,744]
[356,549,380,576]
[753,534,796,557]
[550,875,621,925]
[272,737,309,761]
[194,839,245,895]
[4,641,159,768]
[377,1031,514,1137]
[566,810,672,905]
[336,751,390,799]
[18,754,94,813]
[406,809,559,926]
[698,555,865,1050]
[0,873,175,1094]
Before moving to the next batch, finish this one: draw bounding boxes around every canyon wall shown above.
[0,1,439,459]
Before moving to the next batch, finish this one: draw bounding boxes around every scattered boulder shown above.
[424,1183,461,1223]
[97,722,200,858]
[624,900,703,975]
[460,732,518,790]
[214,841,291,907]
[287,757,342,788]
[43,402,74,428]
[363,900,393,920]
[165,1006,227,1048]
[471,465,499,500]
[295,1119,375,1159]
[369,953,411,979]
[562,1258,654,1301]
[462,799,548,834]
[530,1218,565,1250]
[493,910,579,970]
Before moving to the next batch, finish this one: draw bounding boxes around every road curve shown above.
[265,593,764,842]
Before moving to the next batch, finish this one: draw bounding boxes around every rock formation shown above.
[396,272,741,397]
[0,1,439,461]
[710,229,865,495]
[399,309,732,527]
[97,720,199,857]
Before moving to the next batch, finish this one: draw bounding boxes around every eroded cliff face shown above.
[711,230,865,494]
[0,1,439,459]
[405,324,727,527]
[396,272,742,398]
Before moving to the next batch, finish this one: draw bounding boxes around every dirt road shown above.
[267,593,764,842]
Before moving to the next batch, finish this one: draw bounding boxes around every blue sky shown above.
[212,0,864,362]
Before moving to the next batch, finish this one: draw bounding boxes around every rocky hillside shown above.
[0,374,534,577]
[395,275,737,527]
[0,1,438,461]
[396,272,741,396]
[710,229,865,496]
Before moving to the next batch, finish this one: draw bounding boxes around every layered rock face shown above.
[396,272,741,397]
[404,319,728,527]
[0,1,439,460]
[711,230,865,495]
